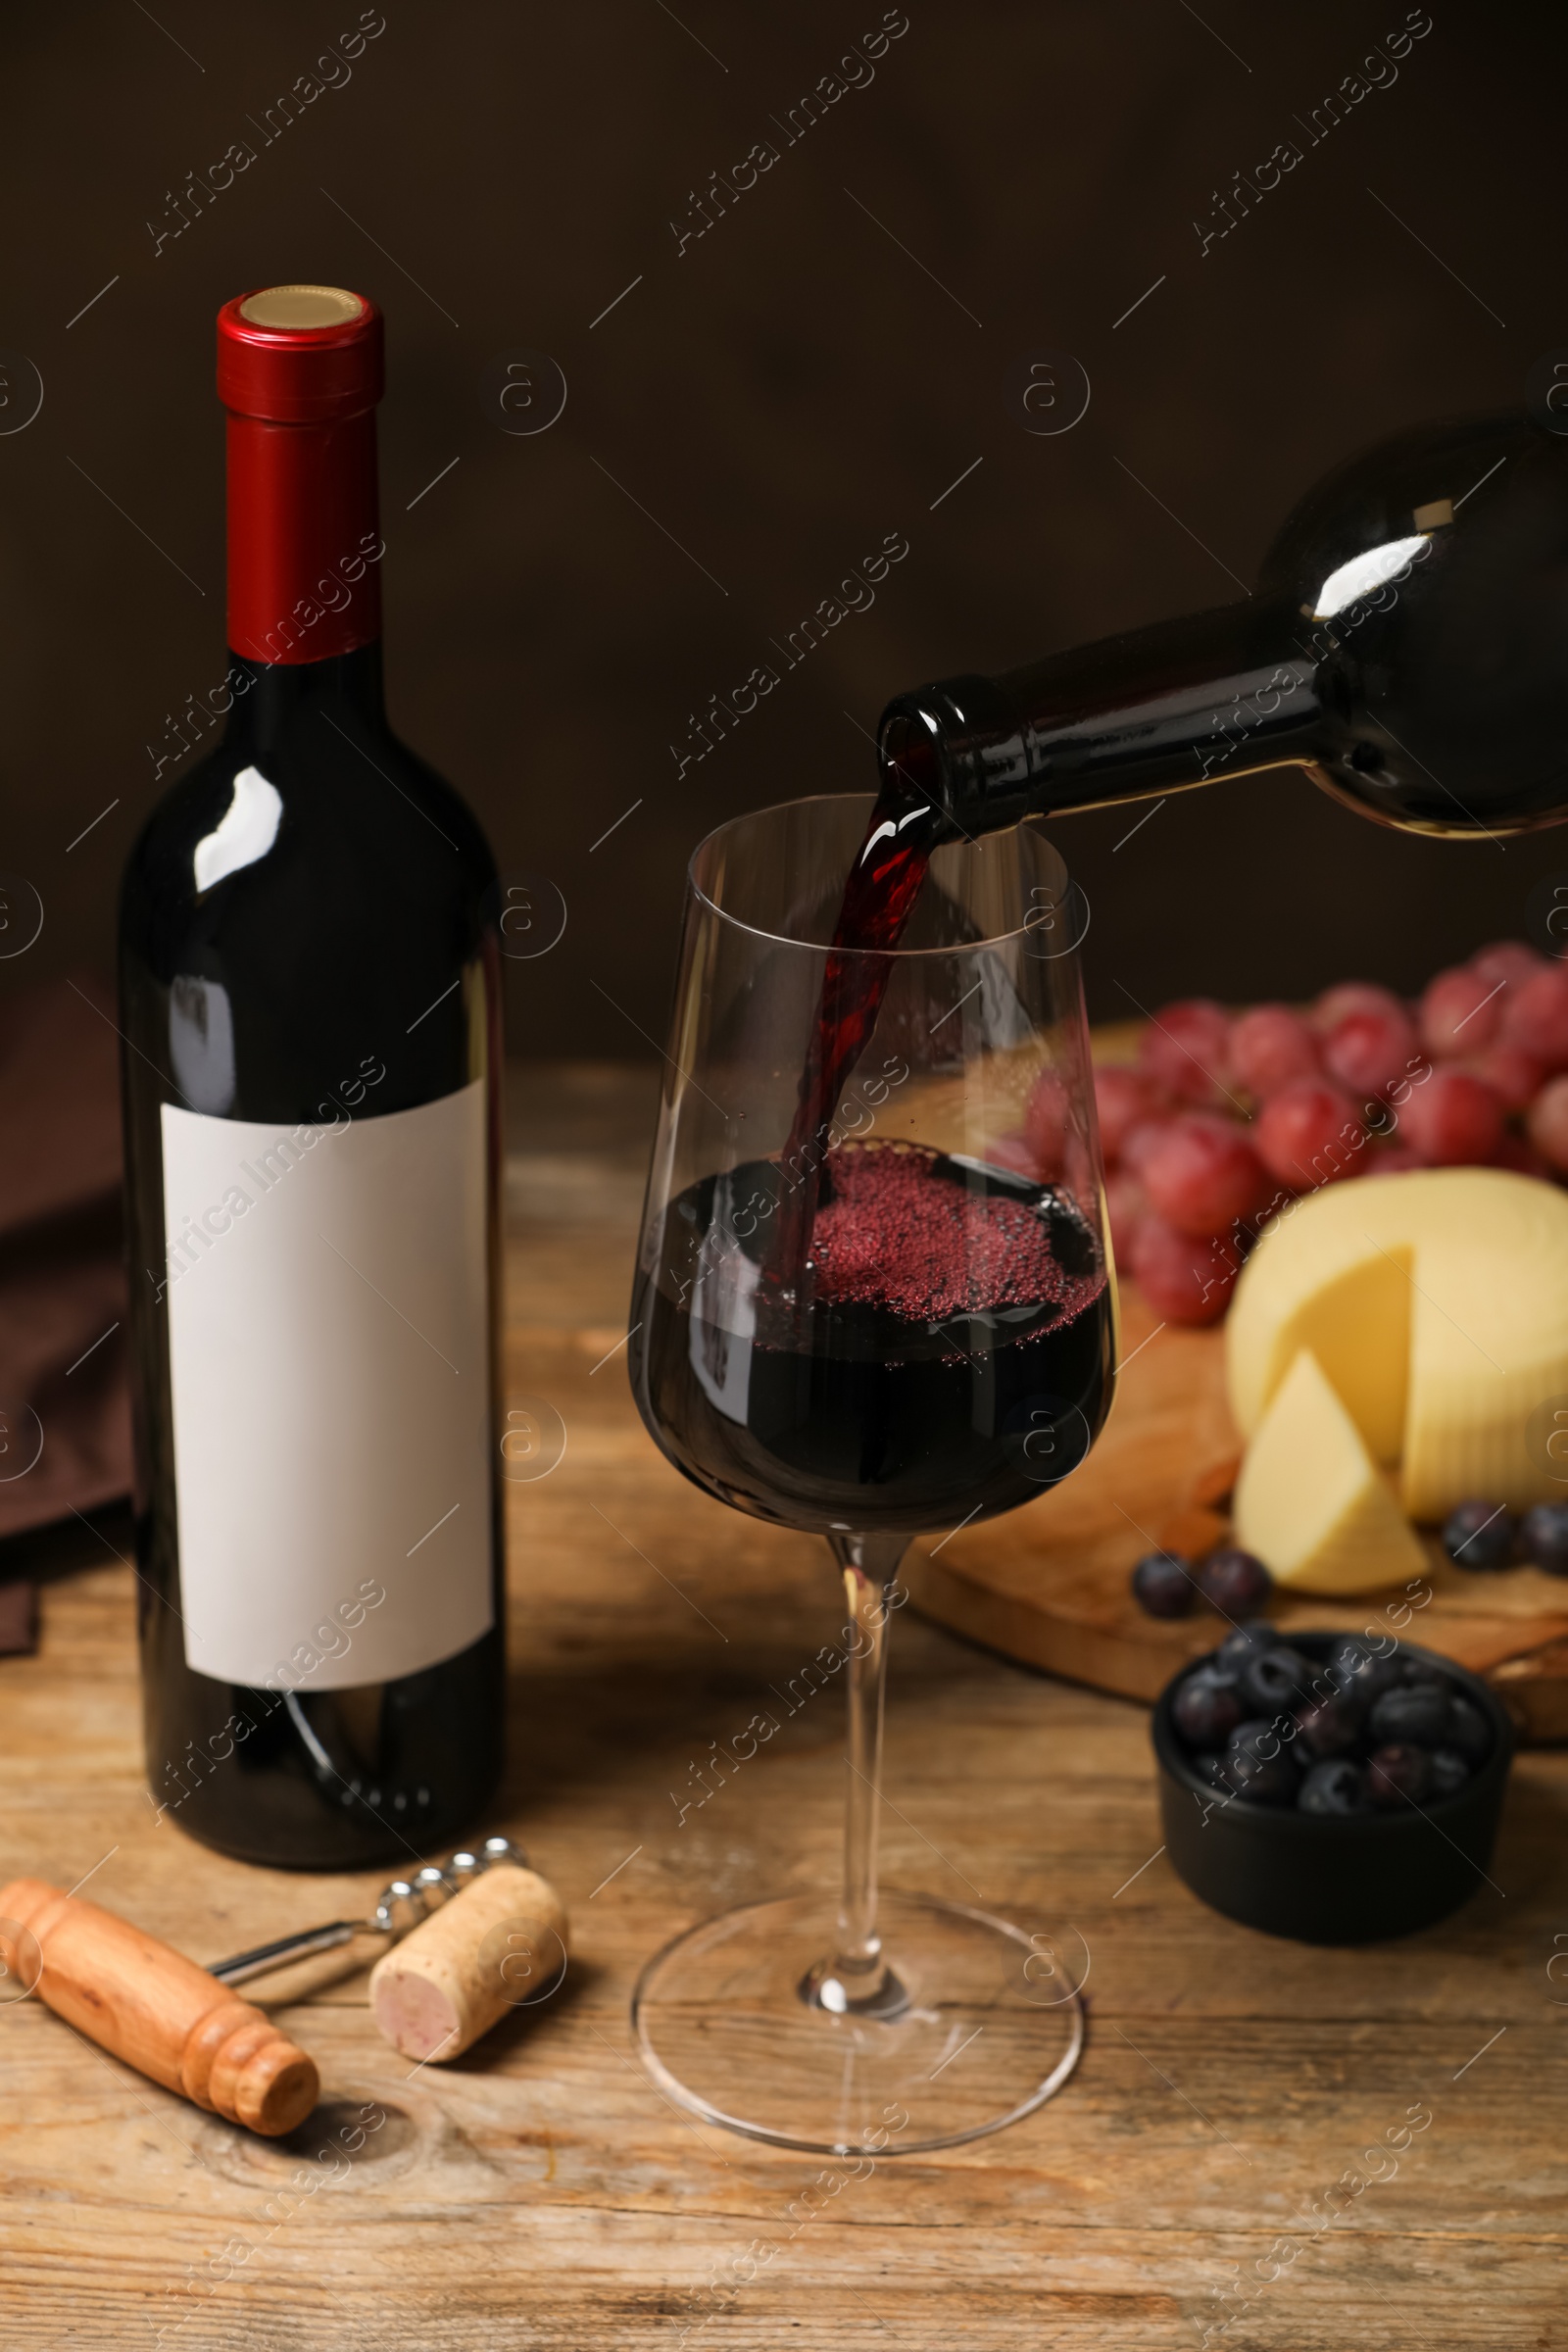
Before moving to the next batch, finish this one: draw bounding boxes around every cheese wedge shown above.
[1234,1348,1430,1593]
[1227,1168,1568,1518]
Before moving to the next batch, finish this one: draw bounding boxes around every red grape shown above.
[1464,1044,1544,1113]
[1527,1074,1568,1175]
[1254,1079,1366,1192]
[1398,1067,1504,1165]
[1501,964,1568,1071]
[1469,940,1544,993]
[1311,980,1406,1033]
[1229,1004,1321,1100]
[1103,1169,1148,1261]
[1419,965,1503,1059]
[1119,1117,1174,1178]
[1022,1067,1069,1174]
[1144,1113,1270,1237]
[1138,999,1235,1106]
[1094,1065,1156,1165]
[1322,1004,1421,1101]
[1130,1215,1241,1325]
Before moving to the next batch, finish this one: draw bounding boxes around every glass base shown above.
[631,1890,1085,2154]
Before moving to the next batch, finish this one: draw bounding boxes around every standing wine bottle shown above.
[877,411,1568,843]
[121,284,504,1869]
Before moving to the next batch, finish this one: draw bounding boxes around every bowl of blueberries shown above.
[1152,1622,1514,1943]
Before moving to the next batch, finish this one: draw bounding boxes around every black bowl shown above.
[1152,1633,1514,1944]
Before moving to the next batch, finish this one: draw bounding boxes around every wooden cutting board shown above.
[905,1284,1568,1743]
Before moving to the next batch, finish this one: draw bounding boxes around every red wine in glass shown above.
[627,795,1109,2155]
[638,1141,1110,1537]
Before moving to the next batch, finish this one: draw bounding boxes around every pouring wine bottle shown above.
[876,411,1568,849]
[781,410,1568,1241]
[121,286,505,1868]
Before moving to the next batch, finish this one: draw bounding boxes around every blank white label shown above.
[161,1081,493,1690]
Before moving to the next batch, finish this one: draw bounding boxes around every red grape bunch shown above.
[1012,940,1568,1325]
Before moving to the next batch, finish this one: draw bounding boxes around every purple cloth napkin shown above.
[0,973,131,1543]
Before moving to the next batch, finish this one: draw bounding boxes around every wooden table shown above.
[3,1062,1565,2350]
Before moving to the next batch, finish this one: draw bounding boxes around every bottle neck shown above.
[225,404,383,667]
[879,596,1325,838]
[222,640,387,755]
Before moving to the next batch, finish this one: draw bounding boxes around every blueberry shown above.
[1521,1502,1568,1577]
[1296,1691,1364,1759]
[1215,1619,1279,1674]
[1442,1498,1516,1571]
[1238,1644,1316,1717]
[1446,1693,1492,1766]
[1325,1635,1402,1702]
[1173,1666,1245,1749]
[1368,1743,1434,1807]
[1369,1684,1454,1749]
[1228,1715,1274,1751]
[1131,1550,1195,1618]
[1193,1751,1235,1792]
[1226,1719,1301,1806]
[1197,1547,1273,1617]
[1399,1655,1449,1688]
[1426,1747,1471,1801]
[1298,1758,1369,1816]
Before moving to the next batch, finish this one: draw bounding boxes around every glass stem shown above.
[829,1531,906,1987]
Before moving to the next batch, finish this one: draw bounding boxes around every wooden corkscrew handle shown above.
[0,1878,318,2137]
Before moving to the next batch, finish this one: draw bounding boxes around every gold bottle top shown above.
[238,285,366,331]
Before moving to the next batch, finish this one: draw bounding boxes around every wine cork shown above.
[369,1861,567,2062]
[0,1878,318,2136]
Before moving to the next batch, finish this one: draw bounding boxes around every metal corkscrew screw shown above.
[207,1836,527,1986]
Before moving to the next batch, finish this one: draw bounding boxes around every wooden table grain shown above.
[3,1061,1565,2351]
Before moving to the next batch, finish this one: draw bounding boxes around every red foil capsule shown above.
[217,285,384,665]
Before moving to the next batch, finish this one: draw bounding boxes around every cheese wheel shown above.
[1234,1348,1430,1594]
[1226,1167,1568,1518]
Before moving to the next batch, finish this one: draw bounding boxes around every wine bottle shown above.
[877,411,1568,843]
[120,285,505,1868]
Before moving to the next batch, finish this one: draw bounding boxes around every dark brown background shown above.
[3,0,1566,1054]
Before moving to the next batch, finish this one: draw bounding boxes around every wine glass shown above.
[627,795,1115,2153]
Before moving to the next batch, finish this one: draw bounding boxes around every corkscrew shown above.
[208,1835,527,1985]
